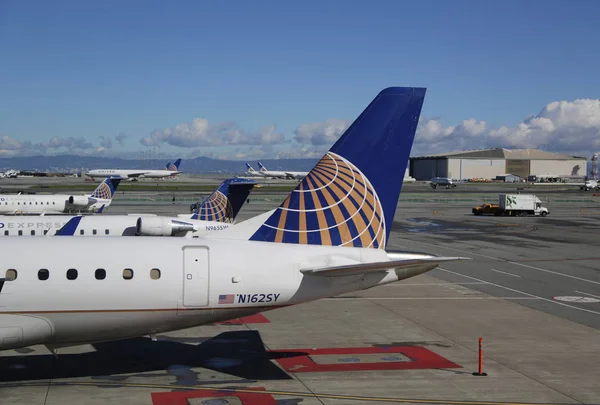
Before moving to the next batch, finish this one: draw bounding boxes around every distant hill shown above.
[0,155,319,174]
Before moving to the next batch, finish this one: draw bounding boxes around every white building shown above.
[409,148,587,181]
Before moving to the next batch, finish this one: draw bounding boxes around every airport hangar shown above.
[409,147,588,181]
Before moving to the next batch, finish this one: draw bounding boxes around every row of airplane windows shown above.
[5,268,162,281]
[4,229,112,236]
[3,202,57,205]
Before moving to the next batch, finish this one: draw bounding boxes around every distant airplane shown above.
[257,162,308,179]
[430,177,457,189]
[581,179,599,191]
[0,170,18,179]
[85,159,183,180]
[0,87,466,353]
[0,178,256,237]
[0,177,121,215]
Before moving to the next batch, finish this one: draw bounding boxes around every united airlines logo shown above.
[168,163,177,171]
[251,152,386,248]
[91,182,112,200]
[197,191,234,223]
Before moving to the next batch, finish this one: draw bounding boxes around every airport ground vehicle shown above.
[497,193,549,216]
[430,177,456,189]
[472,203,501,216]
[580,180,599,191]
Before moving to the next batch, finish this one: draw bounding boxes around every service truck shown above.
[498,194,549,217]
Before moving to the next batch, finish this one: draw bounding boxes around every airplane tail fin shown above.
[90,177,121,199]
[191,178,256,222]
[164,161,172,170]
[168,159,183,171]
[55,216,83,236]
[257,161,267,172]
[245,163,256,173]
[248,87,426,249]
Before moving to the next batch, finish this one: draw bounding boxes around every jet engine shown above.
[136,217,196,236]
[68,195,91,207]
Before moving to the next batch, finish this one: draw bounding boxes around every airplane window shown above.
[29,202,32,205]
[150,268,161,280]
[35,202,38,205]
[4,230,8,236]
[53,202,55,205]
[18,230,22,236]
[95,268,106,280]
[66,268,78,280]
[93,229,97,235]
[80,229,84,235]
[5,269,17,280]
[123,268,134,280]
[30,230,35,235]
[38,269,49,281]
[105,229,109,235]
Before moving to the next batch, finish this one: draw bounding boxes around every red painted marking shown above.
[152,387,276,405]
[214,313,271,325]
[271,346,461,373]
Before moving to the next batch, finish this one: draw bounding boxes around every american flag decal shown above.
[218,294,235,304]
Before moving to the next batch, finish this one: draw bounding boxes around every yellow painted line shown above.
[0,380,564,405]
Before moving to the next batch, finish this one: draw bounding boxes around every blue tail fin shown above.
[191,178,257,222]
[249,87,426,249]
[245,163,255,172]
[164,161,172,170]
[168,158,182,171]
[257,161,267,172]
[55,216,83,236]
[90,177,121,199]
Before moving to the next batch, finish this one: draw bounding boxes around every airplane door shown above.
[182,246,209,307]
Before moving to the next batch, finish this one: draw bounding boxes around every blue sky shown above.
[1,0,599,159]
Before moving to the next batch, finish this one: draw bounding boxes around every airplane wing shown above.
[300,257,468,277]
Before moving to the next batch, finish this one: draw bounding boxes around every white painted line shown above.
[575,290,600,300]
[491,268,521,278]
[439,267,600,316]
[508,261,600,286]
[390,240,500,261]
[391,240,600,286]
[386,282,488,286]
[325,297,540,300]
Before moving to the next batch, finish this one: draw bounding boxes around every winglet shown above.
[55,216,83,236]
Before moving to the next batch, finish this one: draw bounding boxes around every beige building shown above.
[409,148,587,181]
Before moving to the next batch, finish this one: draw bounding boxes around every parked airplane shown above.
[0,177,121,215]
[257,162,308,179]
[85,159,183,180]
[0,87,466,352]
[0,178,256,237]
[430,177,457,189]
[0,170,18,178]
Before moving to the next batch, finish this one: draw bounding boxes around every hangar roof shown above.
[410,148,585,160]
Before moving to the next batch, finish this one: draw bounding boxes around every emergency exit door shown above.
[182,246,209,307]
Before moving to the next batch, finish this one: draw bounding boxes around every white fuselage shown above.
[0,215,231,237]
[258,169,307,179]
[85,169,181,179]
[0,237,432,350]
[0,194,107,215]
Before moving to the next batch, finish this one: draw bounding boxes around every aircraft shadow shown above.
[0,331,303,383]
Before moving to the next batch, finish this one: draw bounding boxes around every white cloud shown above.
[293,119,350,145]
[141,119,284,148]
[412,99,600,156]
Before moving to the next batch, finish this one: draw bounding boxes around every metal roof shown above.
[410,148,585,160]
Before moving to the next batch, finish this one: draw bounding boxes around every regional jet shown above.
[85,159,183,180]
[0,177,121,215]
[0,178,256,237]
[0,87,466,352]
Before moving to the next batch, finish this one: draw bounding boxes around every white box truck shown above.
[498,194,549,217]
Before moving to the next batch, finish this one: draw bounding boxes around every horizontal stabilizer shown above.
[300,256,468,277]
